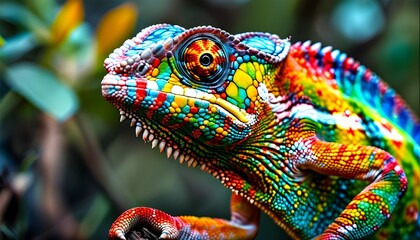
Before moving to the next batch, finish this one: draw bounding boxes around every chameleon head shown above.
[102,24,290,154]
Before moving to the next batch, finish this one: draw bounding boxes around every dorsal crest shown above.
[291,41,420,144]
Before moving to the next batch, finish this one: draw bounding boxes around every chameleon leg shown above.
[296,137,408,239]
[108,194,260,239]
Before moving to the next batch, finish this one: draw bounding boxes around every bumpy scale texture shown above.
[102,24,420,239]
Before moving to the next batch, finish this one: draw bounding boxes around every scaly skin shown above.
[102,24,420,239]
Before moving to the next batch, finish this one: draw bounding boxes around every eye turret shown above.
[176,35,229,87]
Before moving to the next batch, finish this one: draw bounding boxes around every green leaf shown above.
[5,63,79,122]
[0,33,37,63]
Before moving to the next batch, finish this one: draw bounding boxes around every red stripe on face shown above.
[134,80,147,109]
[136,82,147,97]
[156,92,167,108]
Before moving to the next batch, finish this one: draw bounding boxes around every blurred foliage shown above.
[0,0,418,239]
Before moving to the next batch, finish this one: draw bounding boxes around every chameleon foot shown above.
[109,207,181,240]
[109,195,260,239]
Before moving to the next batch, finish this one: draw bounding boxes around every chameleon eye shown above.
[136,62,149,75]
[177,36,229,86]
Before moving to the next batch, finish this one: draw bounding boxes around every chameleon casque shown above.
[102,24,420,239]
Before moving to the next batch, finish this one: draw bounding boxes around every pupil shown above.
[200,53,213,66]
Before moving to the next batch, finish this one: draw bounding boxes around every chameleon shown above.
[101,24,420,239]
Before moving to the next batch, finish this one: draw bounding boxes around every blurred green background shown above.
[0,0,418,239]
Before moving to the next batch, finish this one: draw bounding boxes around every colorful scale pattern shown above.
[102,24,420,239]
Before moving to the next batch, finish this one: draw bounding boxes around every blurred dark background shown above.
[0,0,418,239]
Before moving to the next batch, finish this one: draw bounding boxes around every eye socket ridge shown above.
[176,34,229,88]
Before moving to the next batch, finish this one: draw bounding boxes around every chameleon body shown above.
[102,24,420,239]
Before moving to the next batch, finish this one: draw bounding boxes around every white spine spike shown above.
[187,158,194,167]
[142,129,149,141]
[166,147,173,158]
[135,125,142,137]
[310,42,322,52]
[302,40,311,48]
[173,150,180,160]
[179,154,185,164]
[200,164,207,171]
[130,118,137,127]
[151,139,159,149]
[119,110,125,115]
[120,115,126,122]
[159,141,166,152]
[148,133,154,141]
[192,160,198,168]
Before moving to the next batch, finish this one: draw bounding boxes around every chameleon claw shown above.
[159,228,179,239]
[116,231,126,240]
[159,232,170,239]
[109,228,127,240]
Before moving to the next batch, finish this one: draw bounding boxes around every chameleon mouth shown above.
[101,74,250,124]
